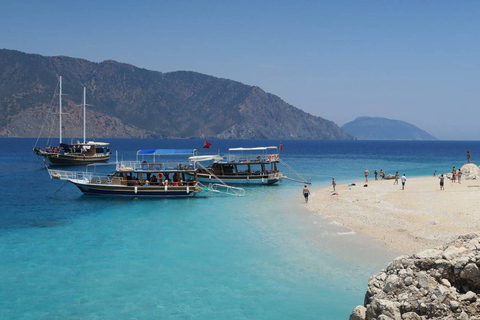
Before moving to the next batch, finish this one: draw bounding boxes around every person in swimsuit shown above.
[401,174,407,190]
[393,171,399,185]
[303,185,310,203]
[439,174,445,190]
[332,178,336,191]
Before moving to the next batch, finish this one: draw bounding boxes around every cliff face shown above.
[342,117,437,140]
[351,234,480,320]
[0,49,352,140]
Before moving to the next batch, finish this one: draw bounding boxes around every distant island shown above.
[342,116,437,140]
[0,49,352,140]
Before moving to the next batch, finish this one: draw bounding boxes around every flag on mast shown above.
[279,142,283,151]
[202,140,212,148]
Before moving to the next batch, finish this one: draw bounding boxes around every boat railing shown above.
[225,153,279,163]
[117,161,195,171]
[196,182,245,197]
[48,169,94,181]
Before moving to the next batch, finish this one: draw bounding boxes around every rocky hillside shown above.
[0,49,352,140]
[350,234,480,320]
[342,117,436,140]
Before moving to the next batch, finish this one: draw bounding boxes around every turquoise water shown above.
[1,139,479,319]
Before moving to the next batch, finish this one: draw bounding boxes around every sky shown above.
[1,0,480,140]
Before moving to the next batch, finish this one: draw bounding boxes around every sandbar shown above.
[308,176,480,255]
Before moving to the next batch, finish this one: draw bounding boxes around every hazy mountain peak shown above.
[342,116,437,140]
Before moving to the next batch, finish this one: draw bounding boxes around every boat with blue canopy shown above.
[47,149,244,197]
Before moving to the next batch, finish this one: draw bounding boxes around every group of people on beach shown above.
[364,168,406,189]
[303,151,472,202]
[437,167,463,190]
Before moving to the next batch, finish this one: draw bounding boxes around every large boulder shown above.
[350,234,480,319]
[460,163,479,180]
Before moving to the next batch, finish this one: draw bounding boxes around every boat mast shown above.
[83,87,86,144]
[59,76,63,144]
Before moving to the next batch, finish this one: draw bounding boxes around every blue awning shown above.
[137,149,196,155]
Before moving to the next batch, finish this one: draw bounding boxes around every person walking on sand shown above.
[452,167,456,183]
[439,174,445,190]
[380,169,385,180]
[393,171,399,185]
[332,178,336,191]
[303,185,310,203]
[364,168,369,183]
[458,169,462,184]
[401,174,406,190]
[374,170,378,180]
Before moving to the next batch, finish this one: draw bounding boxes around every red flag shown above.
[279,142,283,151]
[202,140,212,149]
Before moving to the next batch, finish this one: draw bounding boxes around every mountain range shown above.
[0,49,352,140]
[342,116,437,140]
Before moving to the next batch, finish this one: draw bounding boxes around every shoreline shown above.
[307,175,480,255]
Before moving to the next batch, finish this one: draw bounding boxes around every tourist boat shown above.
[188,146,284,185]
[33,76,111,166]
[47,149,245,198]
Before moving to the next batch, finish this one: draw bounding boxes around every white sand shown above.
[308,176,480,255]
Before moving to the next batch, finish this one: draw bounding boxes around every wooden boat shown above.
[33,77,111,166]
[189,146,283,185]
[47,149,245,198]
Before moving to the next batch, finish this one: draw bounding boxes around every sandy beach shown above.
[309,175,480,255]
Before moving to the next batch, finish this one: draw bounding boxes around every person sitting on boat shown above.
[144,180,150,186]
[150,174,157,185]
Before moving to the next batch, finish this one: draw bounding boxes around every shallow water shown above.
[1,138,479,319]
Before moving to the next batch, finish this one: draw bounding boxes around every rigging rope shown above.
[34,79,60,148]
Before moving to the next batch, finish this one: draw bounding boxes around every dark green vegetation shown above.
[342,116,437,140]
[0,49,352,140]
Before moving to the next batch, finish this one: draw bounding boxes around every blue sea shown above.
[1,138,479,319]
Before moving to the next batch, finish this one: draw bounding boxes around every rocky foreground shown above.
[350,234,480,320]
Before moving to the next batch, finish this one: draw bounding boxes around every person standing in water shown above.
[303,185,310,203]
[332,178,336,192]
[364,168,369,183]
[467,151,471,163]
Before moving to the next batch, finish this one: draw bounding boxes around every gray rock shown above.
[369,299,401,320]
[404,277,413,286]
[350,305,366,320]
[401,312,421,320]
[384,274,401,293]
[378,315,395,320]
[415,249,443,259]
[458,311,468,320]
[416,272,431,290]
[441,278,451,287]
[433,285,450,303]
[460,263,480,282]
[443,246,467,260]
[449,300,460,310]
[458,291,477,302]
